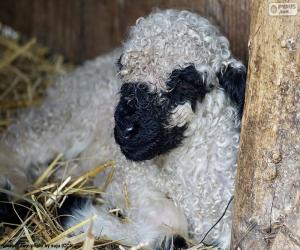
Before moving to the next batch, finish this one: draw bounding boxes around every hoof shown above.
[156,235,188,250]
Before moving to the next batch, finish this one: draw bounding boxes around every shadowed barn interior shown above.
[0,0,249,64]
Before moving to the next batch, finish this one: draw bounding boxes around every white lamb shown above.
[0,9,246,249]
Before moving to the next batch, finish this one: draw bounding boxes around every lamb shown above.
[0,9,246,249]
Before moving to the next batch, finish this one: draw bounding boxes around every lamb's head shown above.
[114,9,246,161]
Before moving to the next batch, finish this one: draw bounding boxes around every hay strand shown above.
[45,176,72,207]
[82,221,96,250]
[34,153,63,186]
[0,38,36,70]
[47,215,96,245]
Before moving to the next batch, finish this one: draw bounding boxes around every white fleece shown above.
[0,9,244,249]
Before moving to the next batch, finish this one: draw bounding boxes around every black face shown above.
[114,65,209,161]
[114,56,247,162]
[114,83,185,161]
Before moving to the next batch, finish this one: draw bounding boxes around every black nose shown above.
[121,123,138,139]
[124,126,133,138]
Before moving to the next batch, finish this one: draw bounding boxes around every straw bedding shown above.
[0,23,122,250]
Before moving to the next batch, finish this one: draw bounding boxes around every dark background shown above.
[0,0,249,64]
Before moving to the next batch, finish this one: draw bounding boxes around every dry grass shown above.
[0,156,126,250]
[0,22,73,133]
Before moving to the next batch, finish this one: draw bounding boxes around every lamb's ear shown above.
[217,61,247,118]
[167,65,213,110]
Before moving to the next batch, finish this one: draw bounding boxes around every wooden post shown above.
[231,1,300,249]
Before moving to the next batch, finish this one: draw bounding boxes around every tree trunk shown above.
[231,1,300,249]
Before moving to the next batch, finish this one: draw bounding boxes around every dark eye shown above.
[116,55,123,70]
[126,99,137,109]
[120,97,136,110]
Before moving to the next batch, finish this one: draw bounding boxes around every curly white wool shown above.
[120,9,231,91]
[0,9,243,249]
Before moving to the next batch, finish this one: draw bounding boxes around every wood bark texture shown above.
[231,0,300,249]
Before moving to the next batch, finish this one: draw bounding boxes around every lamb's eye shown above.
[117,99,135,118]
[121,97,135,110]
[126,99,137,109]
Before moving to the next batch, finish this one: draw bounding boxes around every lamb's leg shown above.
[129,194,189,249]
[0,143,29,194]
[0,102,100,234]
[60,186,189,249]
[58,196,142,246]
[0,100,99,194]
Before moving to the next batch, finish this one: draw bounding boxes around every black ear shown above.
[217,63,247,118]
[167,65,209,110]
